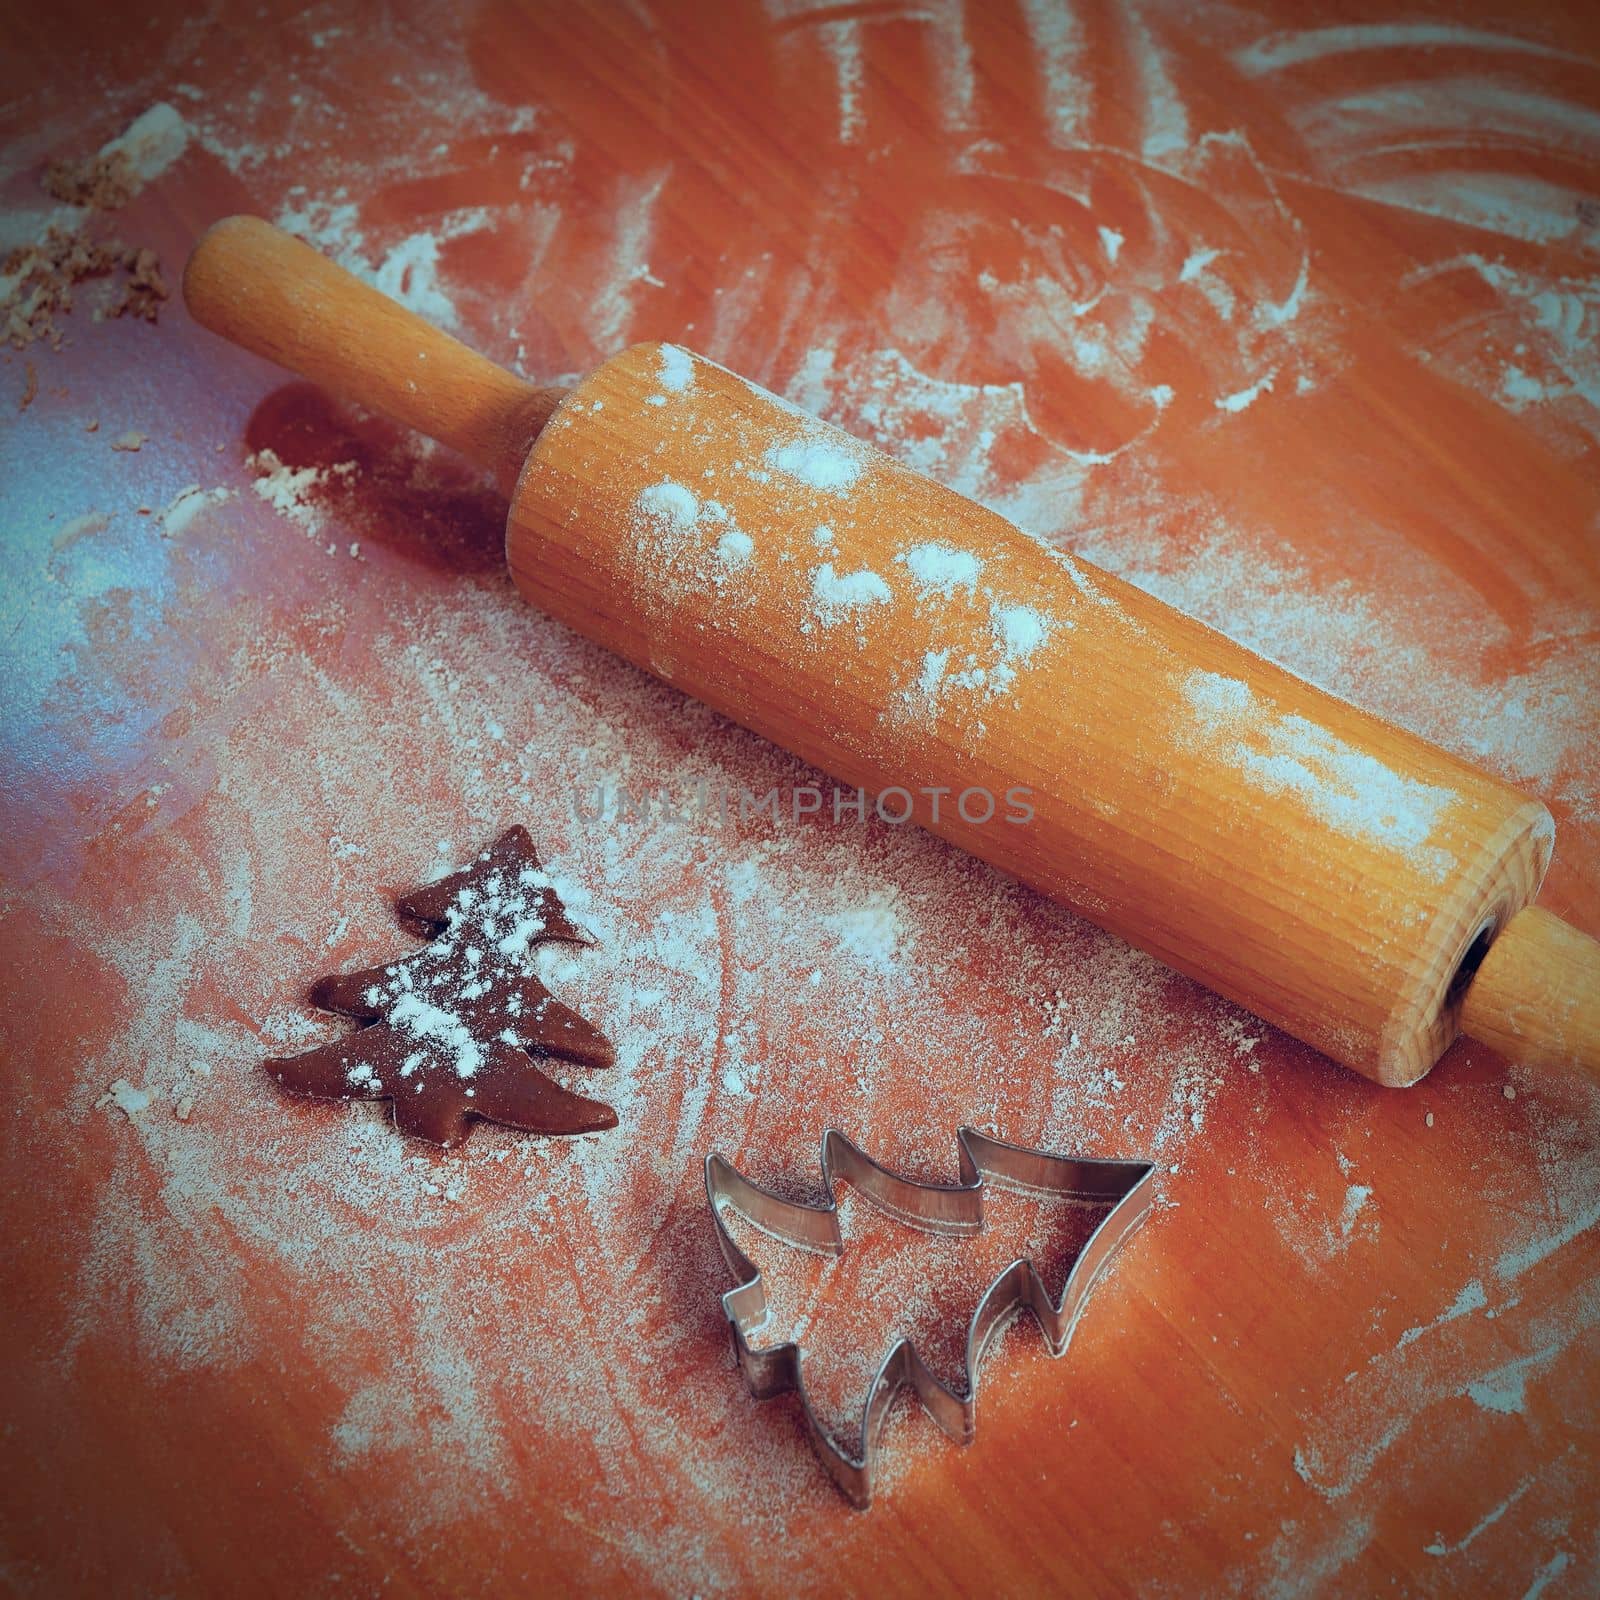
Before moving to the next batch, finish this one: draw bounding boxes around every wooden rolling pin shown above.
[184,216,1600,1087]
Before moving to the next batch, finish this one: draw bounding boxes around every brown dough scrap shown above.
[1,228,168,348]
[42,149,139,209]
[110,248,169,323]
[3,230,120,349]
[265,826,617,1146]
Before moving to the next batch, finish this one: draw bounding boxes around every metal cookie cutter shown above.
[704,1126,1156,1508]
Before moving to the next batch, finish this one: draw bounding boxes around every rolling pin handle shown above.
[183,215,563,492]
[1458,906,1600,1077]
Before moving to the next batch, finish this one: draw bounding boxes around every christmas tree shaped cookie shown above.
[266,827,615,1145]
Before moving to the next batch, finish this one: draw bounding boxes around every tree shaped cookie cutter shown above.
[705,1127,1156,1508]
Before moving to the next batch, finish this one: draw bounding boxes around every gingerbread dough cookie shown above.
[266,827,616,1145]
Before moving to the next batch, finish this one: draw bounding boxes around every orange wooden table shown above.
[2,2,1597,1594]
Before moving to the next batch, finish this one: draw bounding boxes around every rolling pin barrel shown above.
[182,217,1598,1086]
[508,344,1560,1085]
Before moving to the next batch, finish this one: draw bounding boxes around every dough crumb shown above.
[111,247,169,323]
[42,148,139,210]
[1,227,169,348]
[39,104,190,211]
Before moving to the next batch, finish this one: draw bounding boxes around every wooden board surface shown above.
[2,1,1597,1594]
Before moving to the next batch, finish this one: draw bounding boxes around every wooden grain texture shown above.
[1462,907,1600,1077]
[184,215,563,491]
[511,342,1557,1086]
[1,1,1597,1597]
[180,222,1579,1085]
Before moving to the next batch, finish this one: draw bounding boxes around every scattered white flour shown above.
[1523,1554,1574,1599]
[788,344,1041,501]
[894,585,1058,723]
[1182,670,1457,874]
[387,993,484,1080]
[272,197,499,332]
[1257,68,1600,248]
[1338,1182,1374,1240]
[1127,7,1190,161]
[658,344,694,393]
[1017,0,1090,143]
[901,542,982,595]
[102,102,191,185]
[811,562,891,624]
[987,602,1053,693]
[1422,1476,1533,1557]
[1495,1198,1600,1282]
[993,603,1049,659]
[635,480,700,531]
[1079,513,1596,823]
[1216,371,1276,412]
[1235,22,1584,76]
[587,169,667,349]
[101,1079,152,1119]
[1500,365,1557,409]
[716,528,753,567]
[1461,1346,1561,1416]
[371,232,459,330]
[767,435,862,492]
[346,1060,381,1090]
[250,449,357,540]
[1397,1280,1486,1349]
[823,886,904,970]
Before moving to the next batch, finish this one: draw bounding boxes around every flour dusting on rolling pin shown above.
[183,216,1600,1088]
